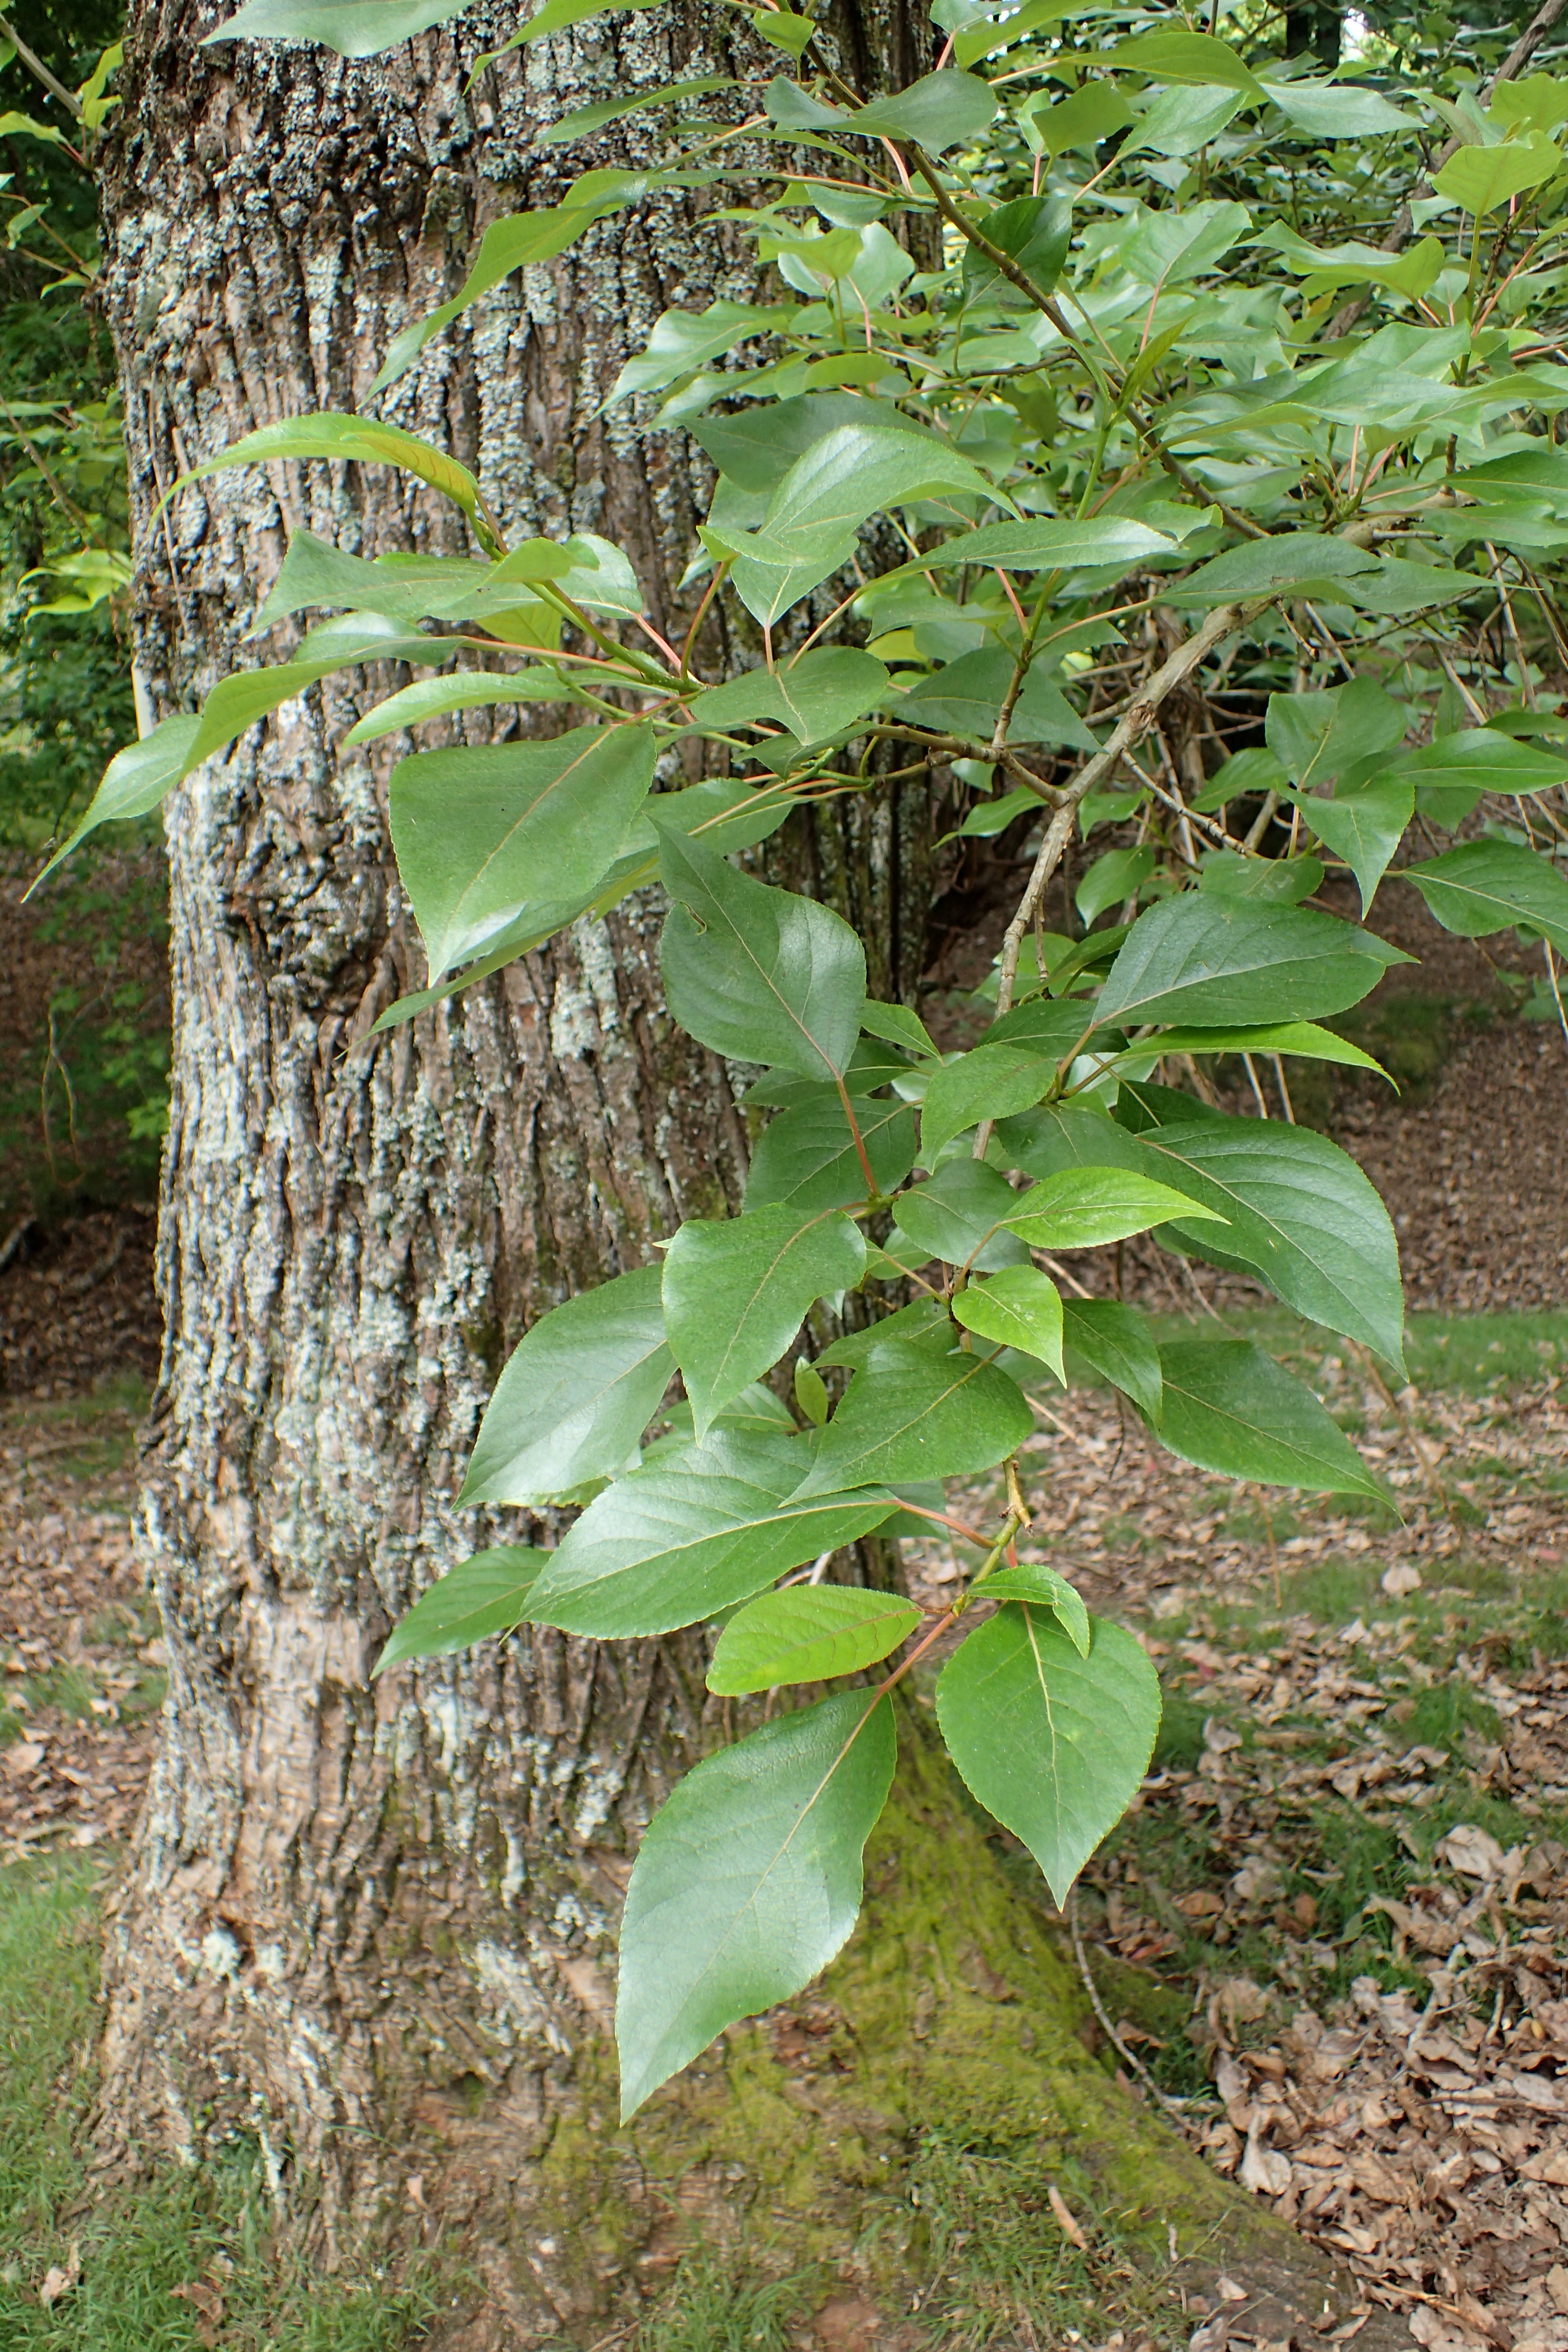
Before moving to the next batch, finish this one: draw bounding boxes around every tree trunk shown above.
[96,4,1350,2339]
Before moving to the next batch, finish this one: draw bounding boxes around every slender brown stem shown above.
[0,9,83,121]
[835,1077,878,1197]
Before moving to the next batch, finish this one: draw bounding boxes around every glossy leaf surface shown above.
[1096,896,1406,1029]
[375,1548,550,1675]
[664,1206,866,1436]
[658,824,866,1081]
[1157,1342,1384,1498]
[951,1266,1065,1380]
[525,1430,898,1636]
[616,1689,895,2118]
[792,1339,1033,1497]
[706,1588,921,1695]
[938,1609,1161,1904]
[391,725,655,983]
[1003,1166,1226,1251]
[460,1265,672,1507]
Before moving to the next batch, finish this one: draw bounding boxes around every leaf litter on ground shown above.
[897,1303,1568,2352]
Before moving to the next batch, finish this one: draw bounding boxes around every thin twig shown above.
[1070,1891,1201,2126]
[0,10,84,121]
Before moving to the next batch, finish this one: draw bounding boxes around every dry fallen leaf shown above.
[37,2242,80,2308]
[1047,2183,1089,2249]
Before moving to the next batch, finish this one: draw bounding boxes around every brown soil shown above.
[0,1208,160,1399]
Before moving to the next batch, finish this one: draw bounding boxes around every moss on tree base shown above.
[506,1713,1352,2347]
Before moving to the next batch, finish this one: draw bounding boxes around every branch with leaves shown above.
[40,0,1568,2122]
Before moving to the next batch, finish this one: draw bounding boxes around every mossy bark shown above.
[507,1711,1352,2342]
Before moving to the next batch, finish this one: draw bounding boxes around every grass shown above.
[631,2253,820,2352]
[0,1858,455,2350]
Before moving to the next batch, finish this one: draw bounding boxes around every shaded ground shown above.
[0,1378,161,1867]
[900,1311,1568,2352]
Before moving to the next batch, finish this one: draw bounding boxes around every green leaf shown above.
[820,1305,955,1380]
[1125,82,1244,161]
[746,1093,917,1214]
[1157,1342,1384,1498]
[391,724,655,983]
[792,1339,1032,1498]
[658,824,866,1081]
[963,194,1071,304]
[483,0,659,60]
[937,1609,1161,1904]
[341,670,583,745]
[1139,1022,1392,1079]
[1021,1099,1407,1373]
[0,108,66,145]
[664,1206,866,1437]
[1003,1167,1226,1251]
[1142,1113,1406,1371]
[616,1688,895,2118]
[892,1160,1031,1273]
[859,1000,939,1060]
[180,647,413,778]
[720,425,1000,627]
[1097,27,1266,100]
[1167,534,1380,608]
[159,414,495,544]
[460,1264,672,1506]
[794,1359,829,1426]
[373,1547,550,1675]
[1293,772,1413,915]
[688,649,889,743]
[1061,1297,1162,1423]
[256,527,641,627]
[1256,222,1444,297]
[971,1562,1089,1656]
[951,1266,1064,1380]
[1402,841,1568,958]
[1265,679,1406,790]
[1198,852,1324,906]
[1434,132,1562,215]
[1030,81,1135,157]
[1095,895,1407,1029]
[1263,76,1416,137]
[1396,727,1568,798]
[524,1429,898,1636]
[27,713,200,892]
[1077,846,1155,926]
[845,68,997,152]
[693,393,927,497]
[919,1046,1055,1163]
[613,300,792,403]
[707,1587,922,1694]
[882,516,1172,578]
[537,73,735,144]
[204,0,469,52]
[953,786,1049,840]
[898,649,1100,752]
[984,997,1094,1057]
[758,8,817,57]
